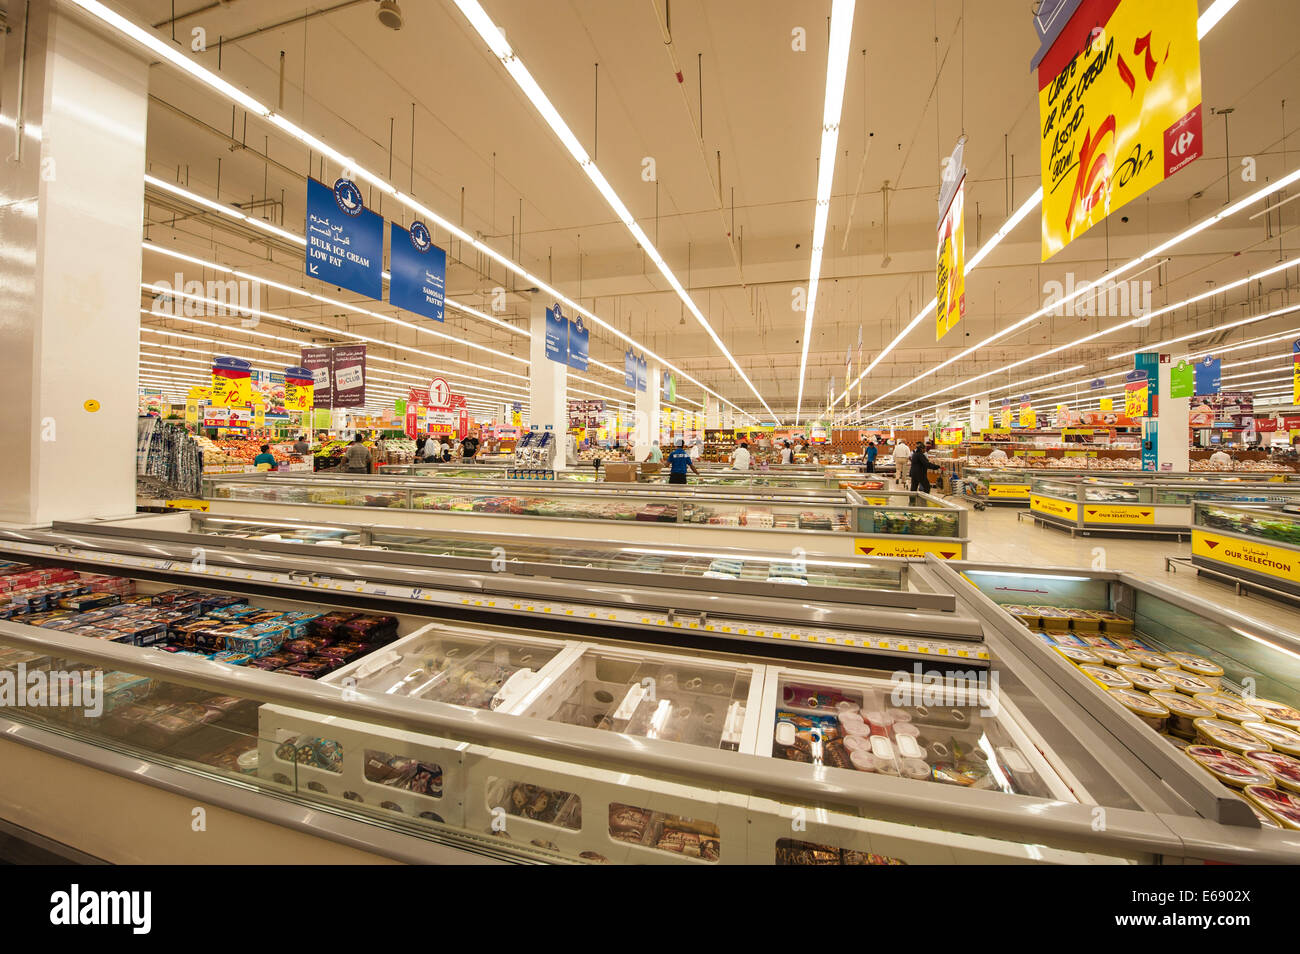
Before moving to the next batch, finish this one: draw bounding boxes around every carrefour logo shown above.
[333,177,364,216]
[410,221,432,251]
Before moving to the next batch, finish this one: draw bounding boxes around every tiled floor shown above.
[950,498,1300,634]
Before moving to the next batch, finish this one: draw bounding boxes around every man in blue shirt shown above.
[665,438,699,485]
[865,439,878,473]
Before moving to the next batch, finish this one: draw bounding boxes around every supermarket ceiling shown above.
[107,0,1300,421]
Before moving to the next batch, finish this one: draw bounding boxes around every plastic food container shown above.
[1234,791,1284,828]
[1157,668,1217,697]
[896,734,925,760]
[1109,688,1170,731]
[1078,664,1131,691]
[1243,784,1300,829]
[1092,647,1135,668]
[843,734,871,753]
[1245,749,1300,793]
[1194,718,1270,755]
[1166,652,1224,687]
[849,748,877,772]
[900,758,930,780]
[237,749,259,774]
[1240,721,1300,757]
[1184,744,1274,789]
[1116,665,1171,693]
[1150,691,1215,740]
[1055,645,1101,666]
[1128,649,1175,671]
[1247,698,1300,731]
[1192,693,1260,725]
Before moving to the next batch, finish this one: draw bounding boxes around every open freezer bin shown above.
[941,557,1300,836]
[257,625,579,826]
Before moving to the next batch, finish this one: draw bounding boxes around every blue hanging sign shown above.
[566,317,588,371]
[389,221,446,322]
[636,355,647,392]
[544,305,568,362]
[305,177,383,300]
[624,350,636,388]
[1195,356,1221,395]
[1089,378,1105,390]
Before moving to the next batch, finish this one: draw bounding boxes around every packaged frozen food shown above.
[1157,668,1217,697]
[1190,693,1258,724]
[1194,718,1270,755]
[1092,647,1135,667]
[1245,749,1300,794]
[1150,691,1215,739]
[1128,649,1175,671]
[1054,646,1101,666]
[1245,698,1300,731]
[1165,652,1224,686]
[1232,791,1284,828]
[1242,784,1300,829]
[1108,688,1169,730]
[1077,664,1131,691]
[1184,745,1274,788]
[1239,721,1300,757]
[1116,665,1171,693]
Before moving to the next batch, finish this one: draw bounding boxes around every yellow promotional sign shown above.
[210,372,252,408]
[1000,405,1012,428]
[1124,379,1149,420]
[1099,398,1114,412]
[1019,405,1037,428]
[1038,0,1203,259]
[1293,341,1300,405]
[1193,530,1299,584]
[1031,494,1079,521]
[936,176,966,341]
[989,484,1031,500]
[854,537,963,560]
[1083,504,1155,525]
[284,381,314,412]
[165,499,210,512]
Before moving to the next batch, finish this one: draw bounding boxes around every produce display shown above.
[194,437,306,469]
[1004,602,1300,830]
[378,437,418,463]
[868,510,960,537]
[1199,506,1300,545]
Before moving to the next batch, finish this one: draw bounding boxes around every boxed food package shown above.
[602,462,638,482]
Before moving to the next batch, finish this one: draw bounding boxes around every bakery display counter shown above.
[199,474,967,558]
[947,558,1300,837]
[1027,476,1300,537]
[0,536,1298,863]
[1191,501,1300,602]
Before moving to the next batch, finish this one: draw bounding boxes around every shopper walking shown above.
[665,438,699,485]
[732,440,752,470]
[909,442,933,494]
[461,432,480,461]
[343,435,371,474]
[893,440,910,486]
[865,440,878,473]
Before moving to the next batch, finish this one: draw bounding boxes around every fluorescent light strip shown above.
[138,315,530,402]
[838,1,1252,408]
[448,0,775,422]
[861,250,1300,422]
[794,0,857,424]
[110,16,750,418]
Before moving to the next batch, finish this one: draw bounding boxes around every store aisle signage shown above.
[305,178,383,299]
[210,356,252,408]
[1293,339,1300,405]
[389,221,446,323]
[1089,378,1105,389]
[936,136,967,341]
[300,345,367,408]
[1193,530,1299,585]
[624,350,636,388]
[854,538,962,560]
[283,366,314,412]
[1169,360,1194,399]
[1124,370,1149,419]
[1031,494,1079,521]
[1195,356,1221,395]
[1084,504,1155,525]
[1034,0,1203,259]
[566,317,588,371]
[636,355,647,392]
[662,371,677,403]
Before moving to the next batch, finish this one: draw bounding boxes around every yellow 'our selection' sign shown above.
[1037,0,1204,260]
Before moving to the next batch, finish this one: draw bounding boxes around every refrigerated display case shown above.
[1026,476,1300,536]
[376,462,849,490]
[1,527,1298,863]
[199,473,968,558]
[1191,501,1300,601]
[945,556,1300,832]
[962,468,1034,503]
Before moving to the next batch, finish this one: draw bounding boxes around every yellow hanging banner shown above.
[1037,0,1204,260]
[936,139,967,341]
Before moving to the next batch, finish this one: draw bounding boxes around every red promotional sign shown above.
[1254,418,1279,433]
[1283,416,1300,431]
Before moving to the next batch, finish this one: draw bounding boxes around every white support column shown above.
[705,394,721,429]
[0,3,149,524]
[1157,353,1190,472]
[633,360,661,460]
[528,299,567,436]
